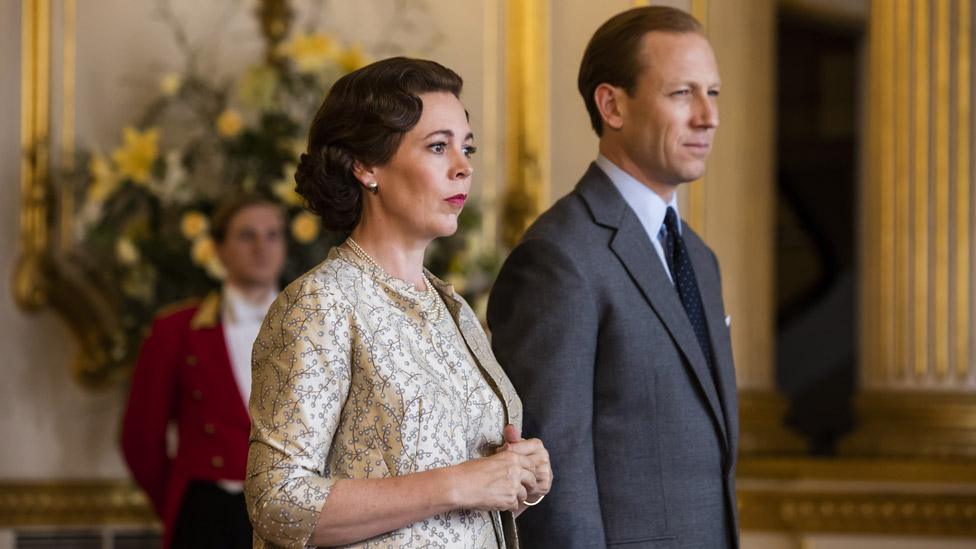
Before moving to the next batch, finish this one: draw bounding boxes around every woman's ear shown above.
[352,161,379,193]
[594,83,625,131]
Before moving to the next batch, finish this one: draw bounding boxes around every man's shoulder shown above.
[152,291,224,332]
[522,189,594,242]
[154,297,204,325]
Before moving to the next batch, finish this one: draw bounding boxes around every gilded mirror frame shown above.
[15,0,126,387]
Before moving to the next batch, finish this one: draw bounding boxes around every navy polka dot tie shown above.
[661,207,715,371]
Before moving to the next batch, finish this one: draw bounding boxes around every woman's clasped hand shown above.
[449,425,552,514]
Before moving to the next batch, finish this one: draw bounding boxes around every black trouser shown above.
[171,480,253,549]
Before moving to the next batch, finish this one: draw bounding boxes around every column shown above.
[846,0,976,459]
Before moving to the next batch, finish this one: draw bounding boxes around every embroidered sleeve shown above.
[245,274,352,548]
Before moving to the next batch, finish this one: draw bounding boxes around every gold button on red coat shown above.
[185,355,197,366]
[192,390,203,401]
[203,422,216,435]
[211,455,224,468]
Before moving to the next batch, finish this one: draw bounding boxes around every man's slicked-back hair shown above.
[578,6,703,136]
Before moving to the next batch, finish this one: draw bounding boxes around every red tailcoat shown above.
[121,293,251,547]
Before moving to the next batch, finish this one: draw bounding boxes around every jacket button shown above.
[203,423,215,435]
[186,355,197,366]
[211,456,224,468]
[192,390,203,401]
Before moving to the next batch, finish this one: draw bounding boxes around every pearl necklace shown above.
[345,237,445,325]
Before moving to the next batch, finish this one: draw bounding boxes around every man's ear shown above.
[594,83,625,131]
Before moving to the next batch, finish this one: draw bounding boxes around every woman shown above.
[245,57,552,549]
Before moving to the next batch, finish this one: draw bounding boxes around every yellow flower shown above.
[279,32,338,73]
[191,236,217,266]
[112,127,159,184]
[86,153,120,202]
[337,44,369,72]
[273,165,304,207]
[180,211,209,240]
[159,73,182,96]
[274,181,304,207]
[115,237,140,265]
[216,109,245,138]
[290,211,320,244]
[238,64,278,110]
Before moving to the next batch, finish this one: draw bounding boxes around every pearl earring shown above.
[367,181,378,193]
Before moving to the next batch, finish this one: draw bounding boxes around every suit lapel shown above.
[577,165,729,448]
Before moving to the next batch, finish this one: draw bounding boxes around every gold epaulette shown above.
[189,291,222,330]
[154,296,203,320]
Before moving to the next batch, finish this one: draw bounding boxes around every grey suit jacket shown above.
[488,164,739,549]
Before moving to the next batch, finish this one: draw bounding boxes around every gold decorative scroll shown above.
[501,0,549,247]
[14,0,128,388]
[15,0,52,312]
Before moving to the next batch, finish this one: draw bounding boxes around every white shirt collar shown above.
[222,283,276,325]
[595,154,681,240]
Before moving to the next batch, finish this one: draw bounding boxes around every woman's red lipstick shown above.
[445,194,467,206]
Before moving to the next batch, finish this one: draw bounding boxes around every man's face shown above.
[217,204,286,290]
[615,31,720,187]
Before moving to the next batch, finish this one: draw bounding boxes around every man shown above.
[122,195,287,548]
[487,6,738,548]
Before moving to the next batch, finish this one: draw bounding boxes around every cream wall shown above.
[548,0,629,200]
[0,2,126,479]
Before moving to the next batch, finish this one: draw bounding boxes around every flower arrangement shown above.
[74,5,500,371]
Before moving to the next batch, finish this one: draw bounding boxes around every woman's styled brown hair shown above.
[294,57,463,231]
[578,6,703,136]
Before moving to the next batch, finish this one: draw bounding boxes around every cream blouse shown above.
[245,246,523,549]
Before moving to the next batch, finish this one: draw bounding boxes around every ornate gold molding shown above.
[739,456,976,483]
[255,0,292,64]
[739,457,976,536]
[4,469,976,538]
[14,0,132,388]
[841,392,976,459]
[739,489,976,536]
[738,390,806,457]
[501,0,549,247]
[16,0,52,312]
[0,480,155,527]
